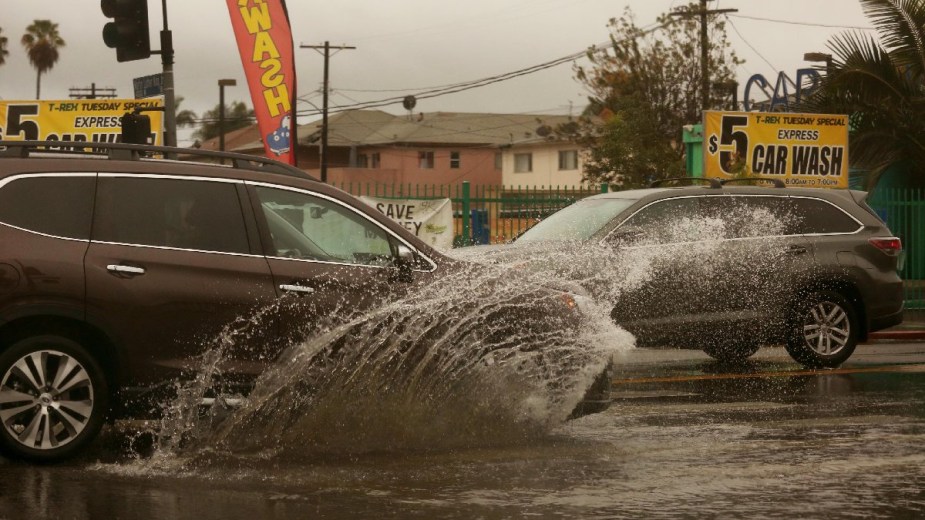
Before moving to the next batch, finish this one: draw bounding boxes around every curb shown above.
[868,330,925,341]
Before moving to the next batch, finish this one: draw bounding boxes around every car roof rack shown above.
[649,177,722,189]
[720,177,786,188]
[0,140,317,181]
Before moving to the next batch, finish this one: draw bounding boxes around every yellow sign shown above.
[0,98,164,146]
[703,111,849,188]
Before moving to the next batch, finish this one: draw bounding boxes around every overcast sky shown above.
[2,0,872,146]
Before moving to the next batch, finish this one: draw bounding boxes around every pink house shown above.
[223,109,583,190]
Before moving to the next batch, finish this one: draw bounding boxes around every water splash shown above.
[147,206,796,463]
[149,259,628,462]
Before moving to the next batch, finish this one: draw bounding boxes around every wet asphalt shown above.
[1,341,924,519]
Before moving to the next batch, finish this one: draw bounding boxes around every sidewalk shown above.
[868,320,925,342]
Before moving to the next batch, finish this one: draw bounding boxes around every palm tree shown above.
[193,101,255,141]
[175,96,198,128]
[0,28,9,67]
[21,20,65,100]
[802,0,925,188]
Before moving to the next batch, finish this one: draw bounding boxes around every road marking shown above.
[612,363,925,386]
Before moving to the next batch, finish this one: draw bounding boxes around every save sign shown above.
[703,111,849,188]
[360,196,454,251]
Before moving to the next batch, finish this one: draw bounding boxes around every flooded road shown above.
[2,342,924,519]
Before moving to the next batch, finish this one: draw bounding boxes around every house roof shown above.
[194,124,262,152]
[227,109,579,152]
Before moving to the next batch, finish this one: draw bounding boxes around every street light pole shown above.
[803,52,834,74]
[218,79,237,158]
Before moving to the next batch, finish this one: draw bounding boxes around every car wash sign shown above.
[0,98,164,145]
[704,111,849,188]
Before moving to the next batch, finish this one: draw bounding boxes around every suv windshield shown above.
[517,197,639,243]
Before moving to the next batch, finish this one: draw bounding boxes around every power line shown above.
[295,20,675,118]
[726,16,777,72]
[728,14,873,31]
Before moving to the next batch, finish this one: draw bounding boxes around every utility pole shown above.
[69,83,117,99]
[670,0,737,111]
[158,0,177,151]
[300,41,356,183]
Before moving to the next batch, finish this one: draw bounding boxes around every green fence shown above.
[869,188,925,314]
[334,181,607,245]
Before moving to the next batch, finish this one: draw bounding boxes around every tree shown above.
[568,6,741,188]
[800,0,925,188]
[21,20,65,100]
[0,28,9,67]
[192,101,255,141]
[175,96,198,128]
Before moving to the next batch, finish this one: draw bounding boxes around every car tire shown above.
[0,335,109,462]
[703,343,760,363]
[785,290,859,369]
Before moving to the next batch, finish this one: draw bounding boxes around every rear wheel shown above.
[0,335,109,462]
[785,291,858,368]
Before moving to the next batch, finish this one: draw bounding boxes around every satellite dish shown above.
[403,95,417,111]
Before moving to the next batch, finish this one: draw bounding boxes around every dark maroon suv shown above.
[0,141,597,462]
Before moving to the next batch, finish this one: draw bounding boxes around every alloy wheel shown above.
[0,350,95,451]
[801,301,851,356]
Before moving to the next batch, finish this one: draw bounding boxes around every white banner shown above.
[361,196,453,251]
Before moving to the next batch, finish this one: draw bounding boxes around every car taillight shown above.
[869,237,902,256]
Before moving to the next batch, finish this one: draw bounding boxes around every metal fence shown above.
[335,181,923,317]
[334,181,607,245]
[869,188,925,316]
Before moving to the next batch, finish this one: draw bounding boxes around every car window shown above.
[516,197,638,243]
[617,197,703,244]
[790,197,862,234]
[697,195,797,238]
[0,175,95,240]
[254,186,394,266]
[93,177,251,254]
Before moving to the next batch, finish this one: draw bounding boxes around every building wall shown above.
[314,146,502,188]
[501,142,585,188]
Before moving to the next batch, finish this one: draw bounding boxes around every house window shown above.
[450,151,461,169]
[514,152,532,173]
[419,151,434,169]
[494,152,502,170]
[370,152,380,169]
[357,154,369,168]
[558,150,578,170]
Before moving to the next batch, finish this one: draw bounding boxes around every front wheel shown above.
[0,335,109,462]
[785,291,859,369]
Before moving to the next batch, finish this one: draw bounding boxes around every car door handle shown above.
[280,284,315,294]
[786,245,808,255]
[107,264,146,275]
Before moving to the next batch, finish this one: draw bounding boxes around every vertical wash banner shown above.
[226,0,296,165]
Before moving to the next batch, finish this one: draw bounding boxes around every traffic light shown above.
[101,0,151,62]
[121,113,152,144]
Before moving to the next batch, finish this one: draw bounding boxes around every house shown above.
[214,109,589,189]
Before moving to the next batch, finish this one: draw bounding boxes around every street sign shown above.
[133,73,163,99]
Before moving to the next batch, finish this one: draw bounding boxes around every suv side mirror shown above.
[393,244,415,283]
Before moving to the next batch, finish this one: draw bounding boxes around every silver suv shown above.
[509,178,904,368]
